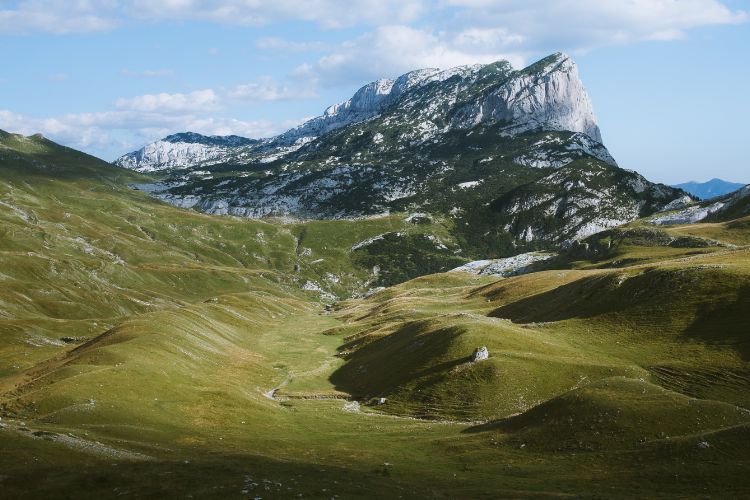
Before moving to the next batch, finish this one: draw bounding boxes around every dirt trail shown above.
[263,357,338,401]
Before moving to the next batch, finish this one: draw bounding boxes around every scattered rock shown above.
[380,462,392,476]
[342,401,361,413]
[697,441,710,449]
[60,336,89,344]
[472,346,489,362]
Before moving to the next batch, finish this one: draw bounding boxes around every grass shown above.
[2,131,750,497]
[0,131,461,375]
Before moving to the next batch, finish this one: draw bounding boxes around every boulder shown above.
[472,346,489,362]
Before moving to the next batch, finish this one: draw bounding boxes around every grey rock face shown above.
[450,53,602,142]
[115,133,259,172]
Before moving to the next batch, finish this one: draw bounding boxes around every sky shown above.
[0,0,748,184]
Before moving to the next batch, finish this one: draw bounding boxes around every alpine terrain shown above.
[1,52,750,499]
[117,53,685,254]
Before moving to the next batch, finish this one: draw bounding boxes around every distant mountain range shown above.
[115,53,685,253]
[671,178,746,200]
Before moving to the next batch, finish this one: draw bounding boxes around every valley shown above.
[1,126,750,498]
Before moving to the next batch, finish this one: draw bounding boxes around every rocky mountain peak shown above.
[116,53,605,172]
[448,52,602,142]
[114,52,685,250]
[116,132,259,172]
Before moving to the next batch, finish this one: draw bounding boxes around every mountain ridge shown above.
[115,53,604,172]
[672,178,746,200]
[114,52,684,250]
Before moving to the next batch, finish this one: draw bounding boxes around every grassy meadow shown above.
[1,131,749,498]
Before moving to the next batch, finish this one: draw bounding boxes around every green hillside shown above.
[1,132,749,498]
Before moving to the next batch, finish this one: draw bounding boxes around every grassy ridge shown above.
[330,245,750,421]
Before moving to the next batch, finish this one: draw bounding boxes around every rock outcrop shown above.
[472,346,489,363]
[116,133,258,172]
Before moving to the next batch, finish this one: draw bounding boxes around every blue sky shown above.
[0,0,748,184]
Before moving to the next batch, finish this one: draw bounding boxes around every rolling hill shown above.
[1,131,750,498]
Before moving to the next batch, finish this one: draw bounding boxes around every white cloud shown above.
[225,77,317,101]
[256,37,328,52]
[115,90,220,114]
[441,0,747,50]
[293,1,746,86]
[0,78,314,159]
[121,69,174,78]
[110,78,316,113]
[0,0,117,34]
[2,0,742,41]
[0,108,301,159]
[294,25,526,86]
[127,0,426,28]
[0,109,121,150]
[0,0,426,35]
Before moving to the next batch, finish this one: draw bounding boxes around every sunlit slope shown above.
[0,294,452,499]
[2,290,340,445]
[331,245,750,422]
[6,264,749,498]
[560,216,750,270]
[465,377,749,452]
[0,131,461,376]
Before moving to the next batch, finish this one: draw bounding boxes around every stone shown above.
[472,346,489,362]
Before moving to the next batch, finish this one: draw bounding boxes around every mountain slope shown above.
[673,178,746,200]
[650,183,750,225]
[116,53,684,250]
[116,54,605,172]
[115,132,260,172]
[4,132,750,498]
[0,130,477,376]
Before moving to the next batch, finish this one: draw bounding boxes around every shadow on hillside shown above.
[329,320,467,398]
[487,272,630,323]
[0,449,421,499]
[489,268,750,361]
[682,285,750,361]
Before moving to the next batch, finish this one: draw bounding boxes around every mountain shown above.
[672,178,746,200]
[116,55,607,172]
[116,53,684,251]
[115,132,260,171]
